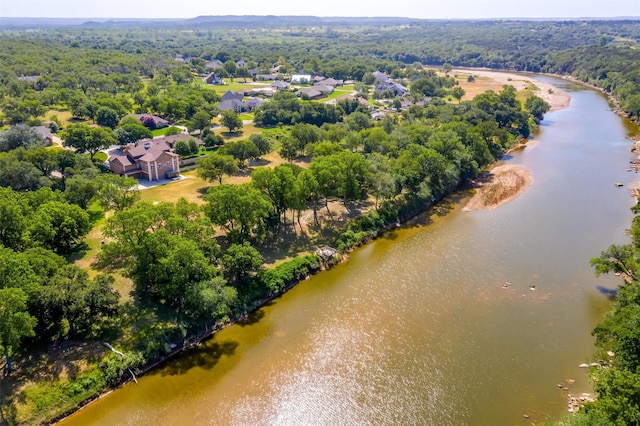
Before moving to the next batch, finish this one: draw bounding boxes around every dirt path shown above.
[464,165,532,211]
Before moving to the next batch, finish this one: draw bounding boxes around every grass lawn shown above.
[139,170,213,205]
[151,128,168,137]
[212,123,263,141]
[203,81,261,95]
[324,87,356,102]
[239,112,255,121]
[93,152,108,162]
[44,110,82,126]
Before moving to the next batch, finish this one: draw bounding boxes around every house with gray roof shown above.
[312,84,335,95]
[33,126,53,146]
[205,59,224,69]
[127,114,170,129]
[298,87,324,100]
[218,98,247,113]
[270,80,290,90]
[372,71,390,83]
[221,91,244,101]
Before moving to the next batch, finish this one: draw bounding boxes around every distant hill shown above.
[0,15,637,29]
[0,17,182,28]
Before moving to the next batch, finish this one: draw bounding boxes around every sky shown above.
[1,0,639,19]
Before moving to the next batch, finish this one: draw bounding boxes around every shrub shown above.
[100,351,146,386]
[255,254,321,295]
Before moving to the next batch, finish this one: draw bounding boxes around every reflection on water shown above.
[60,78,637,426]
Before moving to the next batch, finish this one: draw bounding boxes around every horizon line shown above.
[2,15,640,20]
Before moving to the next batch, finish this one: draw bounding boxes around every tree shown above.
[223,139,259,166]
[222,242,263,282]
[524,94,550,123]
[367,153,397,209]
[188,138,199,155]
[0,187,28,250]
[204,132,224,148]
[297,169,320,226]
[236,67,251,83]
[204,183,272,243]
[251,166,296,226]
[0,151,51,191]
[345,111,372,132]
[451,86,465,102]
[590,244,640,283]
[192,110,212,131]
[249,134,272,157]
[197,154,239,184]
[220,110,243,133]
[223,60,238,80]
[141,115,157,129]
[0,288,36,373]
[279,136,299,162]
[62,124,116,159]
[95,174,140,212]
[64,174,98,209]
[442,63,453,76]
[115,120,152,146]
[24,147,58,176]
[146,234,215,304]
[164,126,183,136]
[182,277,237,323]
[0,125,44,152]
[96,106,119,129]
[173,140,191,157]
[28,201,91,253]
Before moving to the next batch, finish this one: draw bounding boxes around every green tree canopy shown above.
[0,287,36,373]
[220,110,243,133]
[197,153,239,184]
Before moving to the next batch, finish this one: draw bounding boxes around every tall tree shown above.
[62,124,116,159]
[192,110,212,131]
[95,174,140,212]
[221,242,264,283]
[0,187,27,250]
[204,183,272,243]
[0,125,44,152]
[220,110,243,133]
[96,106,119,129]
[197,154,239,184]
[28,201,91,253]
[0,287,36,373]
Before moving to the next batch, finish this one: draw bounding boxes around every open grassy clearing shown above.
[202,81,266,94]
[212,122,263,140]
[324,87,357,102]
[44,110,83,126]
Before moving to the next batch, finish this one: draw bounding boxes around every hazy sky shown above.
[2,0,639,19]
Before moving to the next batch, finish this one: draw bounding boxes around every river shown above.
[60,77,639,425]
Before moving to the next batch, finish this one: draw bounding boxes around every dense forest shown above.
[0,17,639,424]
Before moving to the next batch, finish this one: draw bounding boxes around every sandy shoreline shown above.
[464,165,533,211]
[455,68,571,112]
